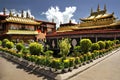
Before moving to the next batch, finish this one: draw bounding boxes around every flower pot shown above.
[63,68,69,73]
[45,66,50,70]
[90,59,93,62]
[86,61,90,64]
[75,64,79,68]
[82,62,86,65]
[79,64,82,67]
[56,69,62,74]
[69,66,74,71]
[50,68,56,72]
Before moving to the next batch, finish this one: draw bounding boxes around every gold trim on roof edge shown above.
[5,16,40,25]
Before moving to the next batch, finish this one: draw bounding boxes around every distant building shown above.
[0,8,56,42]
[46,5,120,49]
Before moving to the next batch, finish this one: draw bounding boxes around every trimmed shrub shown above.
[6,41,14,49]
[44,50,53,57]
[105,41,113,49]
[22,48,29,54]
[16,43,24,52]
[80,55,84,63]
[83,54,88,62]
[97,41,106,50]
[29,42,43,55]
[2,39,9,47]
[80,39,92,53]
[73,46,81,57]
[87,52,92,60]
[58,38,71,58]
[91,43,100,52]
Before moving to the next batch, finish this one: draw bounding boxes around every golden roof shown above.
[81,13,114,21]
[80,5,115,21]
[5,16,40,25]
[57,21,120,32]
[6,30,38,35]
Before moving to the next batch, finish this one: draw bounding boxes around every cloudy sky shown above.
[0,0,120,28]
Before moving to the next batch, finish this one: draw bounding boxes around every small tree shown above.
[16,43,24,52]
[6,41,14,49]
[97,41,106,50]
[73,46,81,57]
[80,39,92,53]
[29,42,44,55]
[58,38,71,59]
[105,40,114,49]
[91,43,100,52]
[2,39,9,47]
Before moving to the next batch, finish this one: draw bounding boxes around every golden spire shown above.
[21,10,24,17]
[91,8,93,14]
[69,20,72,23]
[3,8,7,15]
[9,10,13,17]
[52,18,54,23]
[104,4,107,11]
[26,12,29,18]
[97,4,100,12]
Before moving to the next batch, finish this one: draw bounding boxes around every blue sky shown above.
[0,0,120,27]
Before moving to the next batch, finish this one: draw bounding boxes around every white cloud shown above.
[42,6,77,29]
[0,8,34,19]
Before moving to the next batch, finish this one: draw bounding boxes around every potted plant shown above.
[79,55,84,65]
[87,52,92,63]
[50,59,57,72]
[83,54,88,65]
[75,57,81,68]
[69,57,75,71]
[55,59,64,73]
[63,59,70,72]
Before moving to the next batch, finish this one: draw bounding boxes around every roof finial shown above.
[69,20,72,23]
[26,11,29,18]
[104,4,107,11]
[91,8,93,14]
[52,18,54,23]
[9,10,13,17]
[21,10,24,17]
[3,8,7,15]
[97,4,100,12]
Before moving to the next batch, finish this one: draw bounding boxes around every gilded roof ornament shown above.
[3,8,7,15]
[104,4,107,11]
[9,10,13,17]
[91,8,93,14]
[97,4,100,12]
[21,10,24,17]
[26,12,29,18]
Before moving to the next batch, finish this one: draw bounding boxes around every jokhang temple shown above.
[0,8,56,42]
[46,5,120,49]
